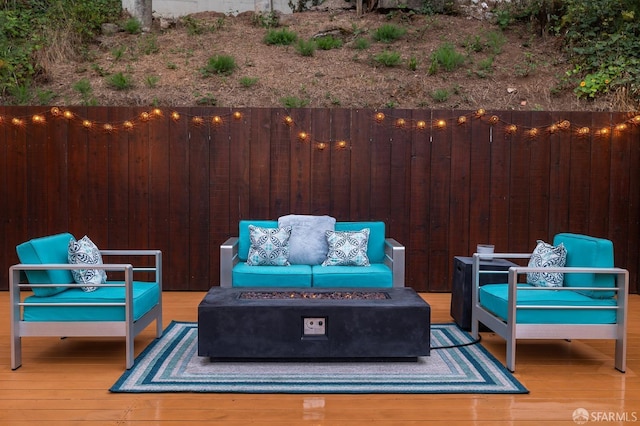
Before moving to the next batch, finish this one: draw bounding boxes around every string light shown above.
[577,127,590,136]
[1,107,638,148]
[31,114,46,124]
[527,128,539,138]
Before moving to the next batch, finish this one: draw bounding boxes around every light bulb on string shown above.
[374,112,385,123]
[416,120,427,130]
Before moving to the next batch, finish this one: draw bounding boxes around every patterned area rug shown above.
[110,321,528,394]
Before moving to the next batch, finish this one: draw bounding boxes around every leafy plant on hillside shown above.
[559,0,640,103]
[0,0,121,100]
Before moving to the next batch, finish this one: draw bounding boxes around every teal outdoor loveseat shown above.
[220,218,405,288]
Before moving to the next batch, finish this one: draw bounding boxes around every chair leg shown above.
[506,334,516,373]
[615,337,626,373]
[125,335,134,369]
[11,335,22,370]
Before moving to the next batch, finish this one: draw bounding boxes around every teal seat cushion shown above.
[311,263,392,288]
[335,222,386,263]
[232,263,312,287]
[479,283,618,324]
[16,233,76,297]
[22,281,160,322]
[553,233,615,299]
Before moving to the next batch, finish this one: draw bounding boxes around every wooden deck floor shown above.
[1,291,638,425]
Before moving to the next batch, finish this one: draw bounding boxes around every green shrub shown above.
[280,96,309,108]
[123,17,142,34]
[430,88,450,102]
[106,72,134,90]
[200,55,237,77]
[239,76,259,88]
[315,35,342,50]
[264,28,298,45]
[372,24,407,43]
[430,42,465,73]
[296,39,316,56]
[374,50,402,67]
[352,37,371,50]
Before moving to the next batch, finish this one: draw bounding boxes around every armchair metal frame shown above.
[10,250,163,370]
[471,253,628,373]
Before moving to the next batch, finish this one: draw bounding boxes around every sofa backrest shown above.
[237,220,386,263]
[553,233,615,299]
[16,232,75,297]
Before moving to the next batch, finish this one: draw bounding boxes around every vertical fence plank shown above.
[407,109,431,291]
[249,108,271,218]
[350,108,372,219]
[429,110,453,292]
[287,108,309,215]
[449,110,471,258]
[167,107,190,290]
[310,108,331,215]
[507,111,532,250]
[370,109,392,222]
[469,110,491,250]
[188,107,211,288]
[329,109,351,220]
[529,110,553,243]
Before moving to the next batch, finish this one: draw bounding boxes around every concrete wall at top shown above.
[122,0,294,18]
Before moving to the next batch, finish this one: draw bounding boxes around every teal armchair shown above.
[471,233,628,372]
[10,233,163,370]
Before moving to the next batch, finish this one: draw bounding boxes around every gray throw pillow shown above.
[527,240,567,287]
[278,214,336,265]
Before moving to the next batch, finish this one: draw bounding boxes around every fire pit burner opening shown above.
[239,291,389,300]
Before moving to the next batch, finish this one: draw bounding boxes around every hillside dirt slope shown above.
[39,5,634,112]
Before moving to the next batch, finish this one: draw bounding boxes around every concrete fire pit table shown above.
[197,287,430,360]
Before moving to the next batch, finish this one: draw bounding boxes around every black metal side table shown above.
[450,256,519,330]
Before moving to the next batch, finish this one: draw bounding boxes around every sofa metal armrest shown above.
[220,237,239,288]
[384,238,405,287]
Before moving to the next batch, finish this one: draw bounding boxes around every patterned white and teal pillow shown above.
[247,225,292,266]
[527,240,567,287]
[67,235,107,292]
[322,228,370,266]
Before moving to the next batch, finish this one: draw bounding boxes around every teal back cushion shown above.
[238,220,387,263]
[553,233,615,299]
[16,233,75,297]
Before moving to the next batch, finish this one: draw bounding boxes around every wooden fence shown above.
[1,106,638,293]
